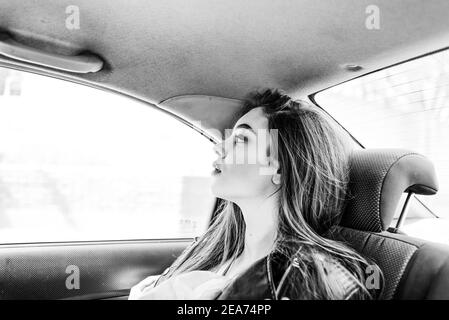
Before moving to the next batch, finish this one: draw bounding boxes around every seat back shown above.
[338,149,449,299]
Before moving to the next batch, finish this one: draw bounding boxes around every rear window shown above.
[315,50,449,222]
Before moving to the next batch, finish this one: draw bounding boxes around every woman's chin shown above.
[210,185,224,199]
[211,184,231,201]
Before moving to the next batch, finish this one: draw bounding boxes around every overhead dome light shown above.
[341,64,363,72]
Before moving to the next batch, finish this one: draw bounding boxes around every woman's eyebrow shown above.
[234,123,256,135]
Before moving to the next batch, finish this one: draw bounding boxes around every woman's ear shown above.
[271,172,281,185]
[269,159,281,185]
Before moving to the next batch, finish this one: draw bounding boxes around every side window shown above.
[315,49,449,244]
[0,67,216,244]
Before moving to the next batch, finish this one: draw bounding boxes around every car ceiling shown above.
[1,0,449,135]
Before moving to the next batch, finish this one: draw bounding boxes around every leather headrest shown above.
[340,149,438,232]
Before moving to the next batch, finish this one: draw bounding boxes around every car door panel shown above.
[0,239,190,299]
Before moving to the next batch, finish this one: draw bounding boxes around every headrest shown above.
[340,149,438,233]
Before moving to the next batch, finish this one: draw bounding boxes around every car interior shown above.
[0,0,449,299]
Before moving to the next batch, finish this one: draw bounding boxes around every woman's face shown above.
[211,107,279,201]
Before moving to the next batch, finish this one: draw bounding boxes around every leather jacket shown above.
[215,249,364,300]
[155,238,369,300]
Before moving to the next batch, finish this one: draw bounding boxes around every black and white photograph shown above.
[0,0,449,311]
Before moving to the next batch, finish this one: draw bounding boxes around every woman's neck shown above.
[235,195,279,262]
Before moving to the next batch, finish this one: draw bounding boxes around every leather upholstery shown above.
[339,149,449,299]
[337,227,449,299]
[341,149,438,232]
[395,241,449,299]
[336,227,417,299]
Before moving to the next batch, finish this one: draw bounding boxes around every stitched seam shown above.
[338,226,422,248]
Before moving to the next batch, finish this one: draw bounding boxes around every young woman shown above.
[129,89,382,300]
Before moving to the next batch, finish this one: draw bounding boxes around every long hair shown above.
[157,89,382,299]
